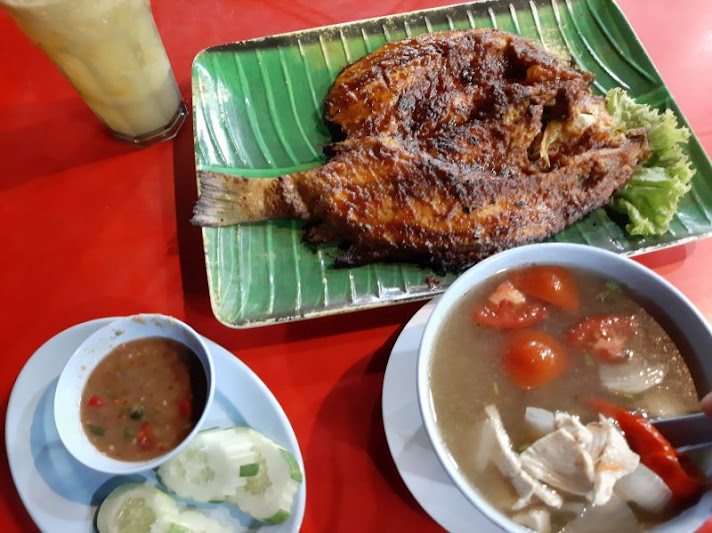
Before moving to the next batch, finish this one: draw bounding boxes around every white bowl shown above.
[54,314,215,475]
[417,243,712,532]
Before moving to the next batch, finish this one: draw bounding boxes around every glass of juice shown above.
[2,0,187,146]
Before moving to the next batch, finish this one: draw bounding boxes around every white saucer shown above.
[5,318,306,533]
[382,300,502,533]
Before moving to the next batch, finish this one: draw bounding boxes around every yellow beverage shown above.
[2,0,185,143]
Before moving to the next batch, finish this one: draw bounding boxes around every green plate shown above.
[192,0,712,328]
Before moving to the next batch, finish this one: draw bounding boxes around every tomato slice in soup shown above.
[511,266,580,312]
[502,330,567,388]
[567,314,638,363]
[472,281,548,329]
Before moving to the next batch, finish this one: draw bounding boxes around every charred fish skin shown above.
[290,135,647,273]
[192,29,650,272]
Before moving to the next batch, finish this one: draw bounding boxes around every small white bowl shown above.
[54,314,215,475]
[417,243,712,532]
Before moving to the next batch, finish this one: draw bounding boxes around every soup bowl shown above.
[54,314,215,475]
[416,242,712,532]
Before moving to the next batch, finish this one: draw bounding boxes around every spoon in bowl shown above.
[652,412,712,450]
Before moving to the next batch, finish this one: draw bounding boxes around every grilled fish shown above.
[192,29,649,272]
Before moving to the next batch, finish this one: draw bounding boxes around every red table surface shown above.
[1,0,711,531]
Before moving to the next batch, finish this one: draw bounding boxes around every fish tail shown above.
[191,170,305,227]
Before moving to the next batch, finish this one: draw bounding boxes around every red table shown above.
[1,1,711,531]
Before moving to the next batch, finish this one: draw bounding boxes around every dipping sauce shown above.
[429,265,700,531]
[80,337,206,461]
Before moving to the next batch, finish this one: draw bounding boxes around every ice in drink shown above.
[2,0,186,144]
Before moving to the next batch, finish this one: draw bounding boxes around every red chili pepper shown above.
[587,397,623,419]
[136,422,156,451]
[177,398,192,418]
[589,398,707,504]
[87,394,103,407]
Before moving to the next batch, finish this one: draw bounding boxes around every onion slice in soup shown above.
[474,419,497,472]
[525,407,556,439]
[615,463,672,514]
[561,495,639,533]
[598,357,667,395]
[512,507,552,533]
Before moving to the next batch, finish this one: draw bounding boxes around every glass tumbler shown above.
[1,0,187,146]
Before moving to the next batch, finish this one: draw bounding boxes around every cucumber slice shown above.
[166,509,232,533]
[96,484,179,533]
[227,428,303,523]
[158,427,259,503]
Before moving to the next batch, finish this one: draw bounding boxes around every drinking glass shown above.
[1,0,187,146]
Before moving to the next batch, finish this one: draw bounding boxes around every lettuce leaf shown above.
[606,88,694,236]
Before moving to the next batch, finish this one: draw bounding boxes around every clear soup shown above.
[429,265,700,531]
